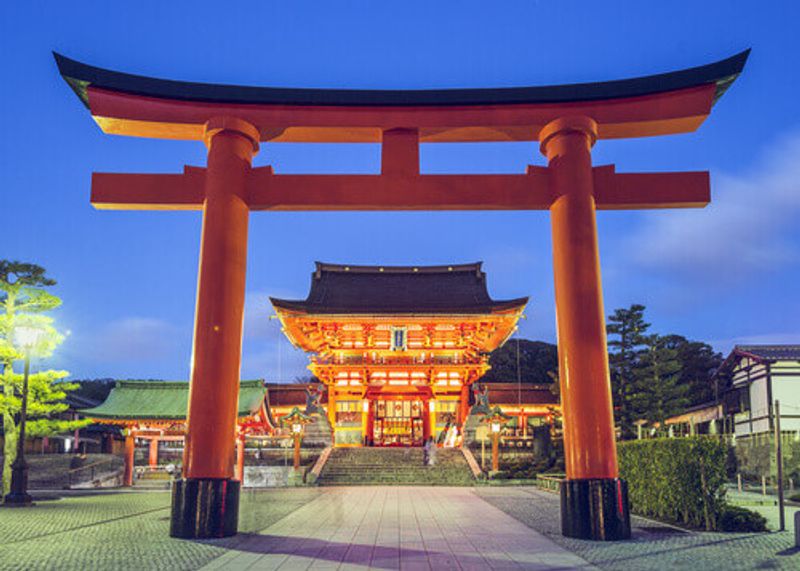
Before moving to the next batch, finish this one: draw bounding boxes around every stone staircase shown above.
[133,469,172,490]
[317,447,475,486]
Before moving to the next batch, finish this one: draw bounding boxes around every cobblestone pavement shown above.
[3,486,797,570]
[203,486,593,570]
[0,488,320,571]
[475,486,800,571]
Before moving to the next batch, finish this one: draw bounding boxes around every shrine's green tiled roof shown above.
[80,380,265,420]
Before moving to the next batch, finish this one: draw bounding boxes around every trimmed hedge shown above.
[619,436,728,530]
[718,505,768,532]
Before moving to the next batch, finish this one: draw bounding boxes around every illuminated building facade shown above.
[272,262,527,447]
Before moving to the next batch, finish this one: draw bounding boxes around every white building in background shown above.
[719,345,800,437]
[652,345,800,479]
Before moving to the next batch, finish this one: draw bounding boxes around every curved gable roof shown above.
[271,262,528,315]
[80,380,266,421]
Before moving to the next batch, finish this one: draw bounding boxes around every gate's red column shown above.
[170,117,259,539]
[149,438,159,469]
[540,116,630,541]
[123,430,135,487]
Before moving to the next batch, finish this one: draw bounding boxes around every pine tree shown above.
[0,261,88,497]
[633,334,689,433]
[607,304,649,439]
[661,335,723,406]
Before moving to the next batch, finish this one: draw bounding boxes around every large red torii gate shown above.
[56,50,748,540]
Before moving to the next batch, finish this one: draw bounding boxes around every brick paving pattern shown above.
[0,488,319,571]
[202,486,593,570]
[3,485,799,570]
[475,486,800,571]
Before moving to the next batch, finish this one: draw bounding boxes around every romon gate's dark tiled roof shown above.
[734,345,800,361]
[270,262,527,315]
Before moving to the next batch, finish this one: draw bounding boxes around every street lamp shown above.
[282,408,312,472]
[292,423,303,470]
[4,325,42,507]
[482,407,510,474]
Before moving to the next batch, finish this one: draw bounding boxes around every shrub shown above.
[788,492,800,503]
[718,505,768,532]
[495,456,552,479]
[619,436,728,530]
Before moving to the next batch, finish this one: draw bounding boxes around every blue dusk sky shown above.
[1,1,799,382]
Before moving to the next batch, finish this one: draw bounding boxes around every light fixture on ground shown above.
[282,407,313,471]
[482,406,511,473]
[4,325,43,507]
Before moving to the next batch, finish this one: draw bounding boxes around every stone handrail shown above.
[460,446,483,479]
[308,446,333,483]
[535,474,564,493]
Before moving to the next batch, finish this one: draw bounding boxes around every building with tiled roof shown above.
[272,262,556,447]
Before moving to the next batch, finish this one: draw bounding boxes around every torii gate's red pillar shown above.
[542,116,629,540]
[170,117,259,539]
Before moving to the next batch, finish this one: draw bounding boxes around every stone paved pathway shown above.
[476,486,800,571]
[0,488,320,571]
[201,487,595,570]
[4,486,798,570]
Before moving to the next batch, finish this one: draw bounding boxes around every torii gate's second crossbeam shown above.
[56,50,748,541]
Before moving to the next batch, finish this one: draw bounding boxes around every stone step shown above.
[318,447,474,486]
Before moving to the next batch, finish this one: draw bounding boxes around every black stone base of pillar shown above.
[170,478,240,539]
[4,462,33,507]
[560,478,631,541]
[3,492,34,507]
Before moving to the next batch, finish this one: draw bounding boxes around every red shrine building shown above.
[271,262,534,447]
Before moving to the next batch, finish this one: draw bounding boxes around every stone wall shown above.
[244,466,304,487]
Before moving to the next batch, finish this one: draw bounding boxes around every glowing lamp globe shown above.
[14,326,42,349]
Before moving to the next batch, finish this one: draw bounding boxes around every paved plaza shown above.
[1,486,799,570]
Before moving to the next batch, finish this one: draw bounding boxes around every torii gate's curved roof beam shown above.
[54,50,748,143]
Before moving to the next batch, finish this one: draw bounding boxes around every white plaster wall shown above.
[736,378,771,435]
[750,378,769,419]
[772,376,800,431]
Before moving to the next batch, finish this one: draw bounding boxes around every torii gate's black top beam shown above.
[55,50,748,108]
[52,50,749,143]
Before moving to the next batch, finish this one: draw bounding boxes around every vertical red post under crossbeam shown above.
[459,384,470,427]
[171,117,259,539]
[148,438,159,469]
[123,431,135,487]
[235,435,245,482]
[541,116,630,540]
[422,397,431,441]
[381,128,419,176]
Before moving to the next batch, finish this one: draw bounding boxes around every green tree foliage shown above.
[607,304,649,439]
[662,335,724,407]
[0,260,88,497]
[633,334,689,431]
[607,305,723,438]
[481,339,558,384]
[70,378,117,404]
